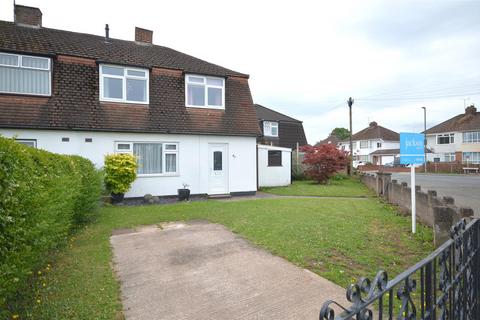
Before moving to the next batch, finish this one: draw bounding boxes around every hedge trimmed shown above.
[0,137,102,313]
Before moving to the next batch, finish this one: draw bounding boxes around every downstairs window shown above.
[115,142,178,175]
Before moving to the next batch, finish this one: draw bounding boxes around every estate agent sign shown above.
[399,133,425,233]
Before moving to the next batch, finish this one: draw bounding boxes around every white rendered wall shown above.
[257,144,291,187]
[339,139,400,162]
[1,129,257,197]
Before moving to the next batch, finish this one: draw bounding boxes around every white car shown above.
[352,160,364,168]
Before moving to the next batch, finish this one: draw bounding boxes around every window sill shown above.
[137,173,179,178]
[0,91,51,98]
[267,165,283,167]
[100,99,149,105]
[185,105,225,110]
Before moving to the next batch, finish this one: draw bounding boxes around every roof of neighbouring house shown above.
[0,20,247,78]
[254,104,302,123]
[425,106,480,134]
[316,134,341,146]
[347,122,400,142]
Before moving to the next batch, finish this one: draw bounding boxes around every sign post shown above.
[400,133,425,234]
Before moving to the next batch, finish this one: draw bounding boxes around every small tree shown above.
[104,154,137,194]
[331,127,350,140]
[301,144,348,184]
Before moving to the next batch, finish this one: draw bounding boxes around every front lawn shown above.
[11,198,432,319]
[260,176,371,197]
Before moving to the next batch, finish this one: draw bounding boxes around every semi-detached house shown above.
[0,5,261,198]
[425,105,480,164]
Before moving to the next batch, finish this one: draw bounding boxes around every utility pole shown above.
[348,97,354,176]
[422,107,427,173]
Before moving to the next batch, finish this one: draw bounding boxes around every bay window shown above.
[263,121,279,137]
[185,75,224,109]
[0,52,51,96]
[115,142,178,175]
[463,152,480,164]
[463,131,480,143]
[100,65,149,103]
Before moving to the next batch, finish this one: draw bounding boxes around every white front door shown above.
[208,143,229,195]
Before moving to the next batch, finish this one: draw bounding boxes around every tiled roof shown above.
[349,122,399,141]
[425,106,480,134]
[0,21,260,136]
[316,134,341,146]
[0,20,248,78]
[254,104,302,122]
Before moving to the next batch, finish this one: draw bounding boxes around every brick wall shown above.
[361,173,475,247]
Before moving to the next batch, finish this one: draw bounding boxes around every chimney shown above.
[135,27,153,44]
[105,24,110,41]
[465,105,477,115]
[14,5,42,27]
[369,121,378,127]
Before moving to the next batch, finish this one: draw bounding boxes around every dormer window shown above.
[263,121,278,137]
[0,52,51,96]
[185,75,224,109]
[100,64,149,104]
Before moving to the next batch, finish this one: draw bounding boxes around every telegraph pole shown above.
[348,97,354,176]
[422,107,427,173]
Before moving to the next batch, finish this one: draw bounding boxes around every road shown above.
[391,173,480,217]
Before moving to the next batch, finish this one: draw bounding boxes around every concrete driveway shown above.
[392,173,480,217]
[110,221,347,320]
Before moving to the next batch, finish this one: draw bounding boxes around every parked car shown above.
[353,160,365,168]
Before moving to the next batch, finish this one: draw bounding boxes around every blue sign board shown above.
[400,133,425,165]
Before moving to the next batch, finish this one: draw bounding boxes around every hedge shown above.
[0,137,103,313]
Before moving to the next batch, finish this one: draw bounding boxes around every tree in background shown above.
[331,127,350,140]
[301,144,349,184]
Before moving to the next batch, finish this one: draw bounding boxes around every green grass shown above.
[260,176,372,197]
[10,198,433,319]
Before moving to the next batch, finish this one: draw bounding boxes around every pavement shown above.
[110,221,347,320]
[391,173,480,217]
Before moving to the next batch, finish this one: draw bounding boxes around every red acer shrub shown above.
[300,144,349,184]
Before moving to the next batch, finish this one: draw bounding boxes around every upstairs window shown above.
[185,75,224,109]
[100,65,149,104]
[360,140,369,148]
[463,131,480,143]
[263,121,279,137]
[377,142,382,148]
[0,52,51,96]
[437,133,454,144]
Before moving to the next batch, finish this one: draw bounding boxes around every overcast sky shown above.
[2,0,479,143]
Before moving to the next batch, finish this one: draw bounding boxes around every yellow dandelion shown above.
[42,283,46,287]
[37,271,42,275]
[36,299,41,304]
[12,314,19,319]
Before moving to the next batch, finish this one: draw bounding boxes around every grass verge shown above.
[260,176,372,197]
[11,198,432,319]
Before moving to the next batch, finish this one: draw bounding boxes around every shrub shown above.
[104,154,137,194]
[300,144,349,184]
[0,137,102,315]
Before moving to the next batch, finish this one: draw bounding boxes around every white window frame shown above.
[185,74,225,109]
[463,131,480,144]
[15,139,37,148]
[463,152,480,164]
[436,133,455,145]
[360,140,369,149]
[100,64,149,104]
[263,121,279,137]
[444,153,455,162]
[114,141,179,176]
[0,52,51,96]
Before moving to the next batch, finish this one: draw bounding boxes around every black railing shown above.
[319,218,480,320]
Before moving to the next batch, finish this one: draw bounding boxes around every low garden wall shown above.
[361,173,474,247]
[0,137,102,314]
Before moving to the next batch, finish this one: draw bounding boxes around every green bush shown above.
[104,153,137,194]
[0,137,102,314]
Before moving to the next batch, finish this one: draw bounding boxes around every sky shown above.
[1,0,479,144]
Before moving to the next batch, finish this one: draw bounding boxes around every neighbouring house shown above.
[338,122,400,165]
[255,104,308,149]
[0,5,261,198]
[425,105,480,164]
[254,104,307,187]
[316,134,341,147]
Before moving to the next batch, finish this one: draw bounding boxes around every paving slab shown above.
[110,221,347,320]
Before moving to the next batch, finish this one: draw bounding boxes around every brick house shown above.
[425,105,480,164]
[0,5,261,197]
